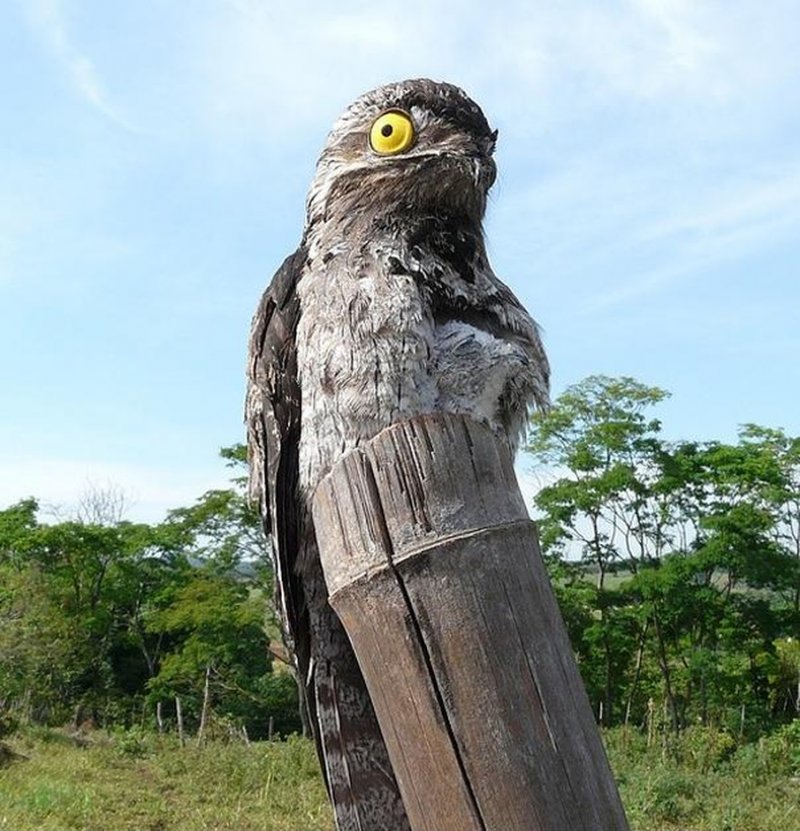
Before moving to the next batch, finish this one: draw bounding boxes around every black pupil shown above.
[381,124,394,137]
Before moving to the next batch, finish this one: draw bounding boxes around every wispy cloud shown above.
[22,0,134,129]
[569,0,724,100]
[578,164,800,312]
[198,1,450,139]
[202,1,798,128]
[500,0,798,105]
[640,166,800,242]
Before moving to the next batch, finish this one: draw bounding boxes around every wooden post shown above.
[198,664,211,741]
[175,696,185,747]
[312,414,630,831]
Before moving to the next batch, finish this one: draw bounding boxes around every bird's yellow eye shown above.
[369,110,415,155]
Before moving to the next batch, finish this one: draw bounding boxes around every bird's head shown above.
[305,79,498,231]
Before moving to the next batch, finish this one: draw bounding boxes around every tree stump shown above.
[312,413,630,831]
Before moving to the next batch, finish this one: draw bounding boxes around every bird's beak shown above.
[473,153,497,191]
[488,129,499,156]
[473,130,498,189]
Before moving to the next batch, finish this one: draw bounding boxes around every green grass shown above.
[1,724,798,830]
[0,730,330,831]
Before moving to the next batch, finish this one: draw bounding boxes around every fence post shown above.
[312,413,629,831]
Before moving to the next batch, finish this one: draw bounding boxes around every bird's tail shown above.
[309,594,411,831]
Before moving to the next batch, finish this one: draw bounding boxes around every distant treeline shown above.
[0,447,301,740]
[1,376,798,742]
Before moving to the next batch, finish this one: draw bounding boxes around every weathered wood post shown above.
[312,413,630,831]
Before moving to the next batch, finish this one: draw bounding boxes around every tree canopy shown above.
[528,376,800,733]
[0,446,300,739]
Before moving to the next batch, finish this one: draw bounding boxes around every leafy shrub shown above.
[731,719,800,780]
[679,725,737,772]
[623,766,698,825]
[113,726,151,758]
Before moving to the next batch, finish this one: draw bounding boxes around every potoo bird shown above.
[246,79,550,830]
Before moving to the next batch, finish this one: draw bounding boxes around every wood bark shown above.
[312,414,630,831]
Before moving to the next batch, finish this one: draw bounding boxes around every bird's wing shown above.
[245,246,310,677]
[246,252,413,830]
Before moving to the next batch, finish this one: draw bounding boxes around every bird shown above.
[246,78,550,831]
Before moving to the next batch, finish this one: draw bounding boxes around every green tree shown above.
[737,425,800,611]
[146,571,299,738]
[528,376,799,732]
[0,445,291,734]
[161,444,265,572]
[528,376,671,723]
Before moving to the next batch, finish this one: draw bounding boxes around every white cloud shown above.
[573,0,723,100]
[22,0,134,129]
[517,0,796,105]
[196,1,450,139]
[640,166,800,242]
[578,164,800,312]
[188,0,800,207]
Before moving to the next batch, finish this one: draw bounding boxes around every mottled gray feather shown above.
[247,77,549,831]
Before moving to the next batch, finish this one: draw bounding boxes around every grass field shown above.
[0,729,330,831]
[1,724,798,831]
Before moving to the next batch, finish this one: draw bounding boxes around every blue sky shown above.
[2,0,799,521]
